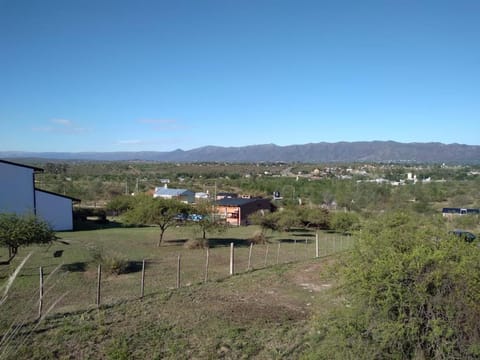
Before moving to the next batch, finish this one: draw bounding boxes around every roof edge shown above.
[0,159,44,172]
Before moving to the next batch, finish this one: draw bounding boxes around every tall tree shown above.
[123,195,190,247]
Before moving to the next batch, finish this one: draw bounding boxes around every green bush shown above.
[330,212,360,234]
[309,212,480,359]
[89,245,128,275]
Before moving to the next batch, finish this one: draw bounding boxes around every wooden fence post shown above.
[229,242,235,275]
[305,238,308,259]
[96,264,102,308]
[247,243,253,271]
[294,239,297,261]
[38,267,44,319]
[315,232,319,258]
[264,244,269,267]
[204,248,209,283]
[276,242,281,264]
[140,259,146,300]
[176,255,181,289]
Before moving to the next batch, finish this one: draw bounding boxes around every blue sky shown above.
[0,0,479,152]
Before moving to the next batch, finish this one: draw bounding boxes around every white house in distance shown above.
[0,160,80,231]
[153,184,195,203]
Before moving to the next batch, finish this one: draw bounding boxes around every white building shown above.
[0,160,79,231]
[153,185,195,203]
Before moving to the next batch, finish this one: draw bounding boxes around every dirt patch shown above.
[219,299,306,324]
[286,259,335,293]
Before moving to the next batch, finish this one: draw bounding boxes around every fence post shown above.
[315,232,319,258]
[247,243,253,271]
[204,248,209,283]
[176,255,181,289]
[96,264,102,308]
[264,244,269,267]
[38,267,44,319]
[294,239,297,261]
[229,242,235,275]
[276,242,281,264]
[140,259,146,300]
[305,238,308,259]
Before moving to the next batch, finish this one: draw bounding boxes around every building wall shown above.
[0,162,35,215]
[217,205,241,226]
[216,199,273,226]
[238,199,273,225]
[35,190,73,231]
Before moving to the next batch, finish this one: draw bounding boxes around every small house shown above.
[215,198,275,226]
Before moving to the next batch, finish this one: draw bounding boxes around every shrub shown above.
[89,245,128,275]
[309,212,480,359]
[248,230,266,245]
[184,238,209,249]
[330,212,360,234]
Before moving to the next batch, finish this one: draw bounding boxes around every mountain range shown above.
[1,141,479,163]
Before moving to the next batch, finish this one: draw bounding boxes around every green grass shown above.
[1,258,341,359]
[0,223,352,359]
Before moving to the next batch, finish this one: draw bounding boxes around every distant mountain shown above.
[1,141,479,163]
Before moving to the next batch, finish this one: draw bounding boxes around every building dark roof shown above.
[0,159,44,172]
[442,207,479,214]
[215,198,270,207]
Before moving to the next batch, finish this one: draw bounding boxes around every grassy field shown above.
[0,223,351,359]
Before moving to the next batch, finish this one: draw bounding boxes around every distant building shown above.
[442,207,480,219]
[0,159,80,231]
[215,198,275,226]
[153,185,195,203]
[216,192,238,200]
[195,192,210,201]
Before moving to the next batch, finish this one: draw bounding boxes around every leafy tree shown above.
[330,211,360,234]
[311,212,480,359]
[123,195,190,247]
[191,201,228,246]
[0,213,56,263]
[298,207,331,229]
[249,210,280,234]
[276,208,301,232]
[106,195,137,216]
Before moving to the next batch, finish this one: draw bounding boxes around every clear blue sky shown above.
[1,0,479,152]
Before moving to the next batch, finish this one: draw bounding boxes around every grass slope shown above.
[4,258,337,359]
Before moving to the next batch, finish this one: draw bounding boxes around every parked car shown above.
[449,229,477,243]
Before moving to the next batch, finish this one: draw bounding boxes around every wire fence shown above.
[0,234,353,338]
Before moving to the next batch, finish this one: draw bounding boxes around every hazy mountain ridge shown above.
[1,141,479,163]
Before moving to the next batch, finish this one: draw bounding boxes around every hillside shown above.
[2,260,334,359]
[1,141,479,163]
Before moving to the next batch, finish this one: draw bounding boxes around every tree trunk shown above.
[5,246,18,264]
[157,228,165,247]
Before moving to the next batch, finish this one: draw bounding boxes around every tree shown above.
[123,195,190,247]
[106,194,137,216]
[0,213,56,264]
[330,211,360,234]
[276,208,301,232]
[249,210,280,234]
[298,207,331,229]
[190,201,228,247]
